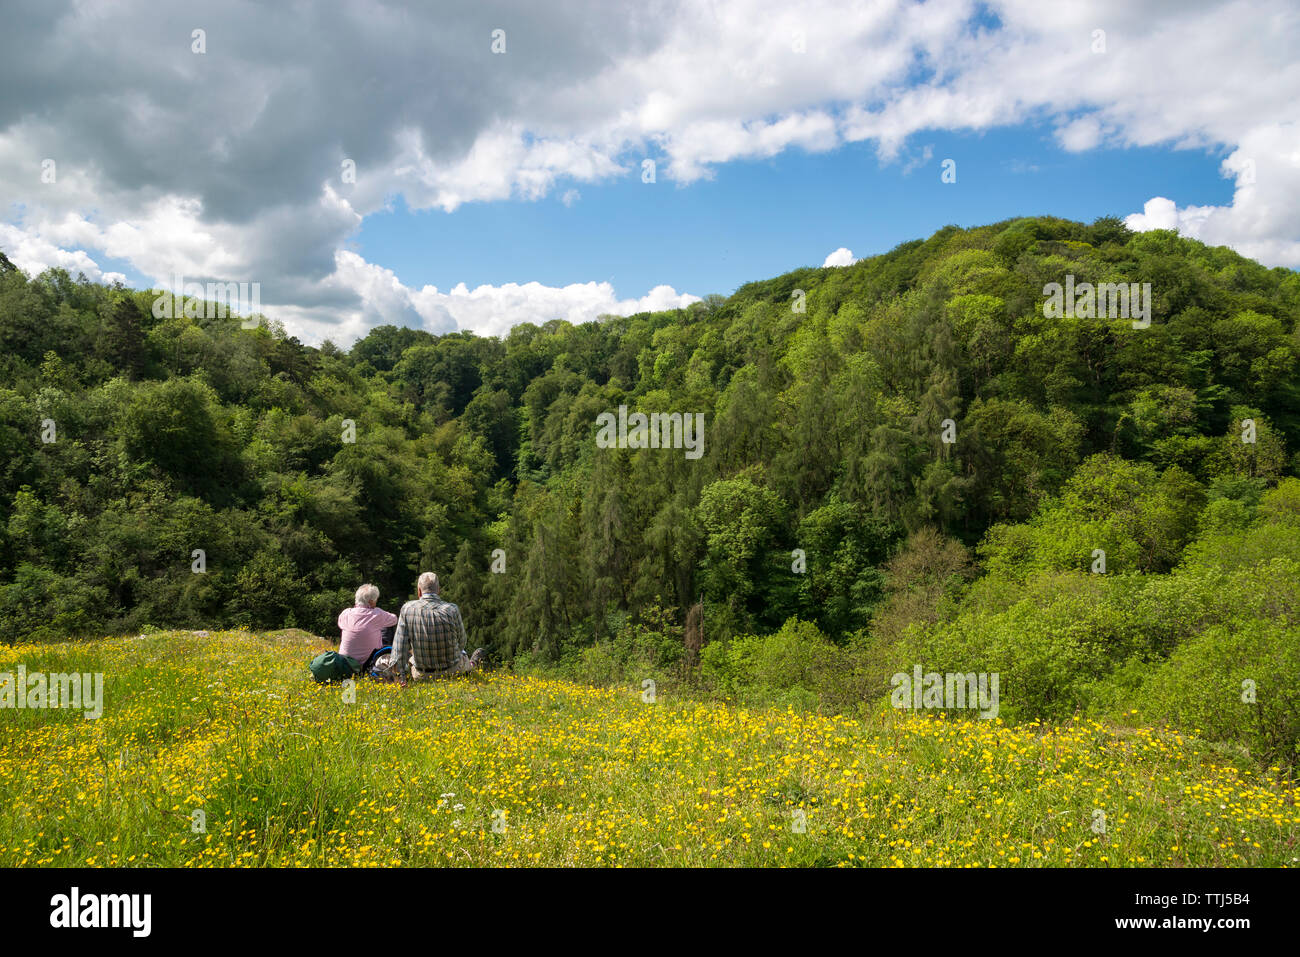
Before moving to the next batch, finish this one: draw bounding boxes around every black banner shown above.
[4,866,1293,944]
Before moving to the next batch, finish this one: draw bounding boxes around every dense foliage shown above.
[2,217,1298,758]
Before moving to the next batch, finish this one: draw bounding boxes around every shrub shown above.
[545,603,685,689]
[700,617,870,712]
[1134,620,1300,767]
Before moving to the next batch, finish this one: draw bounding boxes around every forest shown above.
[2,214,1298,762]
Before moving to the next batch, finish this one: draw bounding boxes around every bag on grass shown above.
[308,650,358,683]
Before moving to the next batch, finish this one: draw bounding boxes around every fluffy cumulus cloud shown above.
[1124,124,1300,267]
[822,247,857,268]
[408,276,702,341]
[0,222,124,285]
[1,0,1297,344]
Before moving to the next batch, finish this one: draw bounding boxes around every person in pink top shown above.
[337,584,398,666]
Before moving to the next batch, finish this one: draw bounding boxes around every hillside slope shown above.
[1,630,1295,867]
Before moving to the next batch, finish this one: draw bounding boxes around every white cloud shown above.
[822,247,857,268]
[272,251,700,346]
[410,277,700,341]
[0,221,122,284]
[1058,115,1105,152]
[390,124,626,213]
[900,144,936,177]
[1126,123,1300,266]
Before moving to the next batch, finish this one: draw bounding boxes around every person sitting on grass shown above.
[338,583,398,671]
[390,571,484,685]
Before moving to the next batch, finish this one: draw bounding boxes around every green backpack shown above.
[308,650,358,683]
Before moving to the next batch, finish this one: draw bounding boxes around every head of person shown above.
[417,571,440,598]
[355,583,379,608]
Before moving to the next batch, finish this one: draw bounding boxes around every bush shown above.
[700,617,869,712]
[897,576,1124,722]
[0,563,106,643]
[1181,494,1300,573]
[1133,620,1300,767]
[541,604,686,690]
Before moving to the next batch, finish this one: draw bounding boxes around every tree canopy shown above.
[2,215,1297,669]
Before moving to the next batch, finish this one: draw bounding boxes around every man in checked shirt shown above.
[390,571,485,684]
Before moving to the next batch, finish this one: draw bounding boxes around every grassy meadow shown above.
[0,628,1296,868]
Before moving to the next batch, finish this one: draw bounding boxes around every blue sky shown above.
[1,0,1295,344]
[353,127,1237,300]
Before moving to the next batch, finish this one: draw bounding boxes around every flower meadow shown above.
[0,629,1296,868]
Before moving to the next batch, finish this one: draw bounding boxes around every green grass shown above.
[0,629,1296,867]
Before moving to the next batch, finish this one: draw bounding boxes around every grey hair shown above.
[355,583,379,606]
[417,571,440,596]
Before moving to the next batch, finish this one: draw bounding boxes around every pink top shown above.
[338,604,398,662]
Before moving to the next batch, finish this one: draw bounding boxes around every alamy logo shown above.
[1043,274,1151,328]
[890,665,999,719]
[0,666,103,719]
[595,405,705,460]
[50,887,151,937]
[152,273,262,326]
